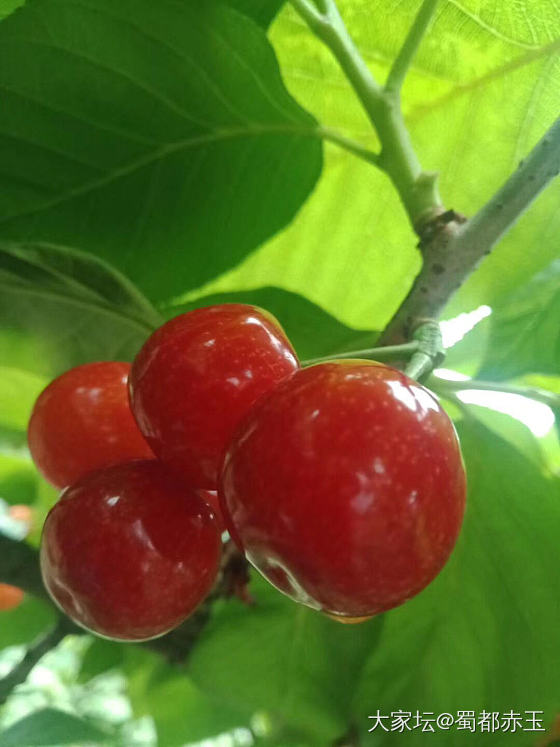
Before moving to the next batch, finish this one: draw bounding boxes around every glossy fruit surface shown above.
[28,362,153,489]
[40,460,221,640]
[129,304,299,489]
[0,583,24,611]
[198,490,226,534]
[220,361,466,618]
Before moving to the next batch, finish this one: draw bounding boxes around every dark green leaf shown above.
[0,709,111,746]
[479,260,560,380]
[350,420,560,745]
[0,597,55,649]
[0,0,23,21]
[0,0,322,303]
[189,575,384,744]
[0,241,160,376]
[0,453,37,505]
[122,648,250,746]
[168,287,376,361]
[78,637,124,683]
[224,0,284,27]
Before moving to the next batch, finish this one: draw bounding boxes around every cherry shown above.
[220,361,466,619]
[40,460,221,641]
[129,304,299,489]
[198,490,226,534]
[28,362,153,489]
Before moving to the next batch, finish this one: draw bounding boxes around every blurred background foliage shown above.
[0,0,559,744]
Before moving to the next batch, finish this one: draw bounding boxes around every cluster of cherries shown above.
[27,304,466,641]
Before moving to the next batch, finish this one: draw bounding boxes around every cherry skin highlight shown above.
[129,304,299,489]
[40,460,221,641]
[28,362,153,490]
[220,361,466,619]
[198,490,226,534]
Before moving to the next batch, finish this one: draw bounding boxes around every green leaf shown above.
[0,708,111,746]
[168,286,376,361]
[350,419,560,744]
[0,596,55,649]
[0,453,37,505]
[0,0,321,303]
[0,367,46,433]
[189,575,384,744]
[122,648,250,746]
[78,637,124,683]
[197,2,560,329]
[479,260,560,380]
[0,241,160,376]
[0,0,23,21]
[225,0,284,27]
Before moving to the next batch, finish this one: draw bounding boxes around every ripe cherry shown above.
[129,304,299,490]
[28,362,153,489]
[198,490,226,534]
[40,460,221,641]
[220,361,466,619]
[0,584,24,612]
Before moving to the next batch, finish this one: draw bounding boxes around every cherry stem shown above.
[302,341,420,366]
[404,320,445,381]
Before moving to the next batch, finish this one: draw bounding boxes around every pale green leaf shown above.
[195,1,560,330]
[479,259,560,379]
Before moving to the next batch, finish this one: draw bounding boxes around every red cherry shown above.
[0,583,24,612]
[220,361,466,619]
[40,460,221,641]
[129,304,299,489]
[198,490,226,534]
[28,362,153,490]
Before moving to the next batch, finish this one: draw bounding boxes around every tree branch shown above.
[385,0,439,93]
[0,617,74,705]
[381,116,560,343]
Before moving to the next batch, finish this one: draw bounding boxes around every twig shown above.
[385,0,439,93]
[0,617,74,705]
[404,320,444,381]
[289,0,442,227]
[381,116,560,343]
